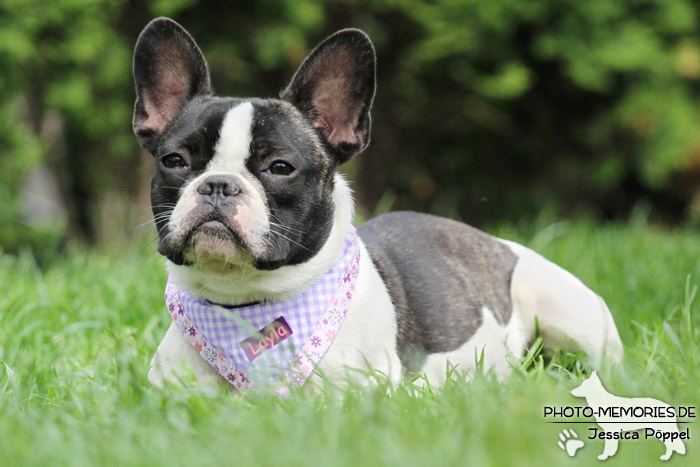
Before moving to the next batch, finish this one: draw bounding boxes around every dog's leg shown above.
[311,241,402,390]
[149,322,224,388]
[660,430,686,460]
[660,442,673,461]
[501,240,623,365]
[598,436,619,460]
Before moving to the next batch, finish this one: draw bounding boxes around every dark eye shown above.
[161,153,187,169]
[268,161,295,176]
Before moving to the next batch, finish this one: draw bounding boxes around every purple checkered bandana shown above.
[164,227,360,395]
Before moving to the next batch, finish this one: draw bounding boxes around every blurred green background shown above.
[3,0,700,254]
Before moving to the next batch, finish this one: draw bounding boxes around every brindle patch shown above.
[359,211,518,373]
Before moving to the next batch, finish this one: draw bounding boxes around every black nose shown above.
[197,176,241,197]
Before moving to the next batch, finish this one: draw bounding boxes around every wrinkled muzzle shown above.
[158,172,271,268]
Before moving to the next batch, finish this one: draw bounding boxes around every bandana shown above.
[164,227,360,394]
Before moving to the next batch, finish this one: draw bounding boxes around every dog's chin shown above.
[182,222,255,272]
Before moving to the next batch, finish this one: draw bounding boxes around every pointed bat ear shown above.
[132,17,211,154]
[281,29,376,166]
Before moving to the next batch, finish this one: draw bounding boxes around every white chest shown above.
[307,239,402,390]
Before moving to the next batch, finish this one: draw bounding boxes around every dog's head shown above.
[132,18,374,276]
[570,370,601,398]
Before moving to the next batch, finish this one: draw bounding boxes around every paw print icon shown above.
[558,429,584,457]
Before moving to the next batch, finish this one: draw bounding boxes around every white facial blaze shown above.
[209,101,254,172]
[167,101,271,262]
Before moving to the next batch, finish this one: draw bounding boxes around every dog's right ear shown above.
[133,17,211,154]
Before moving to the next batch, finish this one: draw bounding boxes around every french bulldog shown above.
[133,18,623,391]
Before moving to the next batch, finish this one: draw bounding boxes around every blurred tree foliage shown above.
[2,0,700,251]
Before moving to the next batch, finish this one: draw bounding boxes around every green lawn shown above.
[1,218,698,466]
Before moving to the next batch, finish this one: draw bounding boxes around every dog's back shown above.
[359,211,517,372]
[360,211,623,379]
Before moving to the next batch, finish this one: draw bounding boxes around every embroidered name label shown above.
[240,316,293,362]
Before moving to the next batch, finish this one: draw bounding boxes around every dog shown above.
[132,18,623,393]
[571,371,686,460]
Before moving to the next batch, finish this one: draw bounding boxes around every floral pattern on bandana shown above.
[164,228,360,395]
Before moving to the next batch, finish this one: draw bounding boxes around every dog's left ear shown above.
[281,29,376,165]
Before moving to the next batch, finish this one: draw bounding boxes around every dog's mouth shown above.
[158,198,271,269]
[193,218,237,241]
[178,213,255,268]
[185,211,242,243]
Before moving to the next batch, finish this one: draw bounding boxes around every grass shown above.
[1,216,699,466]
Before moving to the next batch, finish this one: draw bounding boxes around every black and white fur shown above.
[133,18,623,390]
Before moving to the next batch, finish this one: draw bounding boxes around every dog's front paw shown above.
[147,362,166,388]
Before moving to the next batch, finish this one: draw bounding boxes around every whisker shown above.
[133,219,157,230]
[269,213,312,231]
[268,221,308,236]
[269,230,312,252]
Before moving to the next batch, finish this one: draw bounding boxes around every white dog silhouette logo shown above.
[570,371,687,461]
